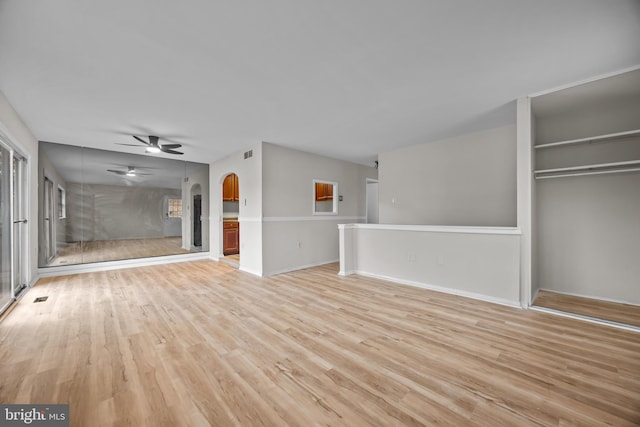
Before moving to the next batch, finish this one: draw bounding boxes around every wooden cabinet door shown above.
[233,174,239,201]
[223,222,239,255]
[315,182,333,201]
[324,183,333,201]
[315,182,325,201]
[223,174,234,201]
[223,174,240,202]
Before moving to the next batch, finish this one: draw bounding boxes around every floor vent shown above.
[33,296,48,303]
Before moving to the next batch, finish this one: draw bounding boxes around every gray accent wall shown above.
[378,125,517,226]
[66,183,181,242]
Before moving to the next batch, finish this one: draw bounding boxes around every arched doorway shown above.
[221,173,239,265]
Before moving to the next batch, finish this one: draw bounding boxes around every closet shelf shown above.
[534,128,640,149]
[534,160,640,179]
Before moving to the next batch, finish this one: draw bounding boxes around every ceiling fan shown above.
[106,166,153,177]
[117,135,183,155]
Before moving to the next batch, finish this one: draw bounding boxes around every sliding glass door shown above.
[0,143,12,311]
[13,155,27,296]
[0,141,27,314]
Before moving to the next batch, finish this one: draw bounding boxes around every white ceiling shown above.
[1,1,639,165]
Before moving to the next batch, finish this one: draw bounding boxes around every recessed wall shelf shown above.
[534,160,640,179]
[534,128,640,150]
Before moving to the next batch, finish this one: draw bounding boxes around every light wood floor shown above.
[1,261,639,426]
[534,289,640,328]
[48,237,195,266]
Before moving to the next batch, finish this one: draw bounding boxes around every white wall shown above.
[339,224,521,306]
[534,98,640,145]
[210,143,263,275]
[378,125,517,227]
[261,142,377,275]
[0,92,39,284]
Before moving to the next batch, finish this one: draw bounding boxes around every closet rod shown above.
[535,167,640,180]
[535,159,640,175]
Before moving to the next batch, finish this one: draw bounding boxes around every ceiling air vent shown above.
[244,150,253,159]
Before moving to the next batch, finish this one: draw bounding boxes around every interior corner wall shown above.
[0,91,39,283]
[210,142,263,275]
[378,125,517,226]
[261,142,377,275]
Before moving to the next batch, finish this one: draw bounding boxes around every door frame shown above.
[43,176,55,263]
[365,178,379,224]
[12,154,27,296]
[0,132,30,314]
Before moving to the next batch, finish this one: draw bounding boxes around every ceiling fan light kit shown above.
[116,135,184,155]
[107,166,152,177]
[145,146,161,154]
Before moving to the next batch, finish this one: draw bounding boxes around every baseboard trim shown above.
[264,259,339,276]
[239,266,263,277]
[530,306,640,333]
[338,269,355,277]
[38,252,212,277]
[536,288,640,307]
[352,270,522,308]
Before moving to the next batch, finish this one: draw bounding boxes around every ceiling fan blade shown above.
[115,143,145,147]
[159,143,182,149]
[133,135,150,146]
[107,169,127,175]
[161,148,183,155]
[137,172,153,176]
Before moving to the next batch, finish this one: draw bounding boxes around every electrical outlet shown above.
[437,256,444,265]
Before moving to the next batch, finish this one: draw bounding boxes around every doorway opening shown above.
[43,177,55,263]
[366,178,379,224]
[221,173,240,267]
[190,184,202,249]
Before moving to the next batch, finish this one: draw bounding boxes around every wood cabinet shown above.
[314,182,333,201]
[223,221,239,255]
[223,174,239,202]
